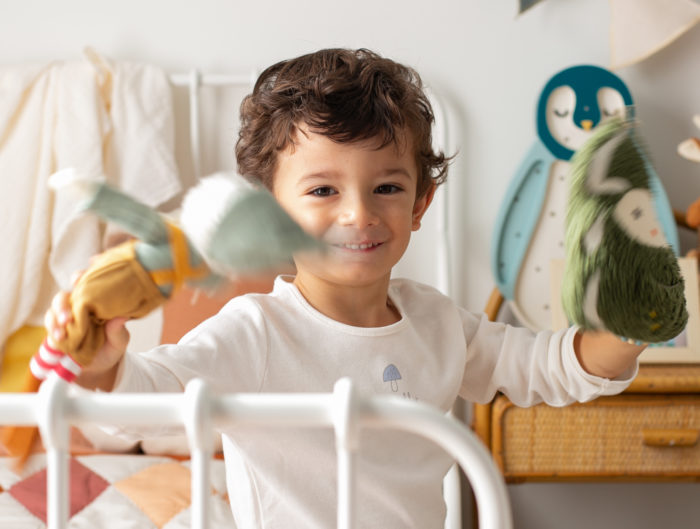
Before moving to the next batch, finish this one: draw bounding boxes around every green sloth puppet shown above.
[561,116,688,344]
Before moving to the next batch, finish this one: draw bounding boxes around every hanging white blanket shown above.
[0,48,181,348]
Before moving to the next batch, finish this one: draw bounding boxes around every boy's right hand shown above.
[44,289,130,391]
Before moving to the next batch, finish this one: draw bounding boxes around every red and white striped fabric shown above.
[29,340,82,383]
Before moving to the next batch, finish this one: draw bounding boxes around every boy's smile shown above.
[271,125,433,325]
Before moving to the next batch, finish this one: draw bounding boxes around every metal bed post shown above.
[184,378,215,529]
[38,376,71,529]
[332,378,360,529]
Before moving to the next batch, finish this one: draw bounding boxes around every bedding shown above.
[0,453,236,528]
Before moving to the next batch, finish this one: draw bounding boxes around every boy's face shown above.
[272,125,433,289]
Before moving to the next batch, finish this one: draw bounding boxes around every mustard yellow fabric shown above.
[57,240,166,367]
[148,222,208,291]
[0,326,46,392]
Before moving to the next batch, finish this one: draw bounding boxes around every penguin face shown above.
[613,188,667,248]
[537,65,633,161]
[545,86,627,152]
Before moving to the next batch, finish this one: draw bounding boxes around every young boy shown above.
[48,48,645,529]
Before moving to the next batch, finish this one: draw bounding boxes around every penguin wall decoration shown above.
[491,65,679,331]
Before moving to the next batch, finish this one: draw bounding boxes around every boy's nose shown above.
[339,195,379,227]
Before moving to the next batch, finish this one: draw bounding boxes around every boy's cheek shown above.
[290,212,326,240]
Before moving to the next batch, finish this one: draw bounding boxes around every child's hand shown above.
[44,287,129,391]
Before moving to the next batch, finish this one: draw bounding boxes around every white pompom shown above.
[180,172,253,269]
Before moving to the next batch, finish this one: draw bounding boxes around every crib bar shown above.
[184,379,214,529]
[425,88,451,299]
[190,449,212,529]
[333,378,360,529]
[187,69,202,178]
[336,450,356,529]
[37,374,72,529]
[168,70,258,180]
[17,374,511,529]
[46,448,69,529]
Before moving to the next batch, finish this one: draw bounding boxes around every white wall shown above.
[3,1,700,527]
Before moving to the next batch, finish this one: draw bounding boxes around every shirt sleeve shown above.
[113,295,270,395]
[458,310,638,407]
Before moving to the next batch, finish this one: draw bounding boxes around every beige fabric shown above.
[610,0,700,69]
[0,49,180,359]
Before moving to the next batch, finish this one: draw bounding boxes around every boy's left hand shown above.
[574,330,645,379]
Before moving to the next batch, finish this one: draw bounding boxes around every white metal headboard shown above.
[169,70,452,299]
[0,375,512,529]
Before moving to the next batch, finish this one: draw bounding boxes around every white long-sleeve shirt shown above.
[114,276,636,529]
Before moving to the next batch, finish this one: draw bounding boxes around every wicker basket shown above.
[492,394,700,481]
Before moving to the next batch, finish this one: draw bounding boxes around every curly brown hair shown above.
[235,48,448,199]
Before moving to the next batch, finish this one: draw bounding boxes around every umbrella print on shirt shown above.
[383,364,401,392]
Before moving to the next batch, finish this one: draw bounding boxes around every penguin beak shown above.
[581,120,593,131]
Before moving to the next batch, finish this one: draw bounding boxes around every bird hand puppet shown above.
[1,169,322,463]
[561,116,688,344]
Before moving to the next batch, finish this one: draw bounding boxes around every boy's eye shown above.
[375,184,402,194]
[310,186,336,197]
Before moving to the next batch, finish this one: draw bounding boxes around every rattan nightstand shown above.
[472,288,700,483]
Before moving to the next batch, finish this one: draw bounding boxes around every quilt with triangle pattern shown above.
[0,454,236,528]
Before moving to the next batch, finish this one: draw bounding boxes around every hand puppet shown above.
[1,169,322,463]
[491,65,679,331]
[561,116,688,344]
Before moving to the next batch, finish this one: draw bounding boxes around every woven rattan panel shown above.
[493,394,700,479]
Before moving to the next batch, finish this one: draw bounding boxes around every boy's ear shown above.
[412,184,437,231]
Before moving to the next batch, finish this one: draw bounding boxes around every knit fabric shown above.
[562,116,687,343]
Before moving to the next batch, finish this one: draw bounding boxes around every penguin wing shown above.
[647,163,681,254]
[491,140,555,300]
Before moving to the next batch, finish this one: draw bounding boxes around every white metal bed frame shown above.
[0,69,513,529]
[0,375,512,529]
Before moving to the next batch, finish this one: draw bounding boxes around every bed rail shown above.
[0,375,512,529]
